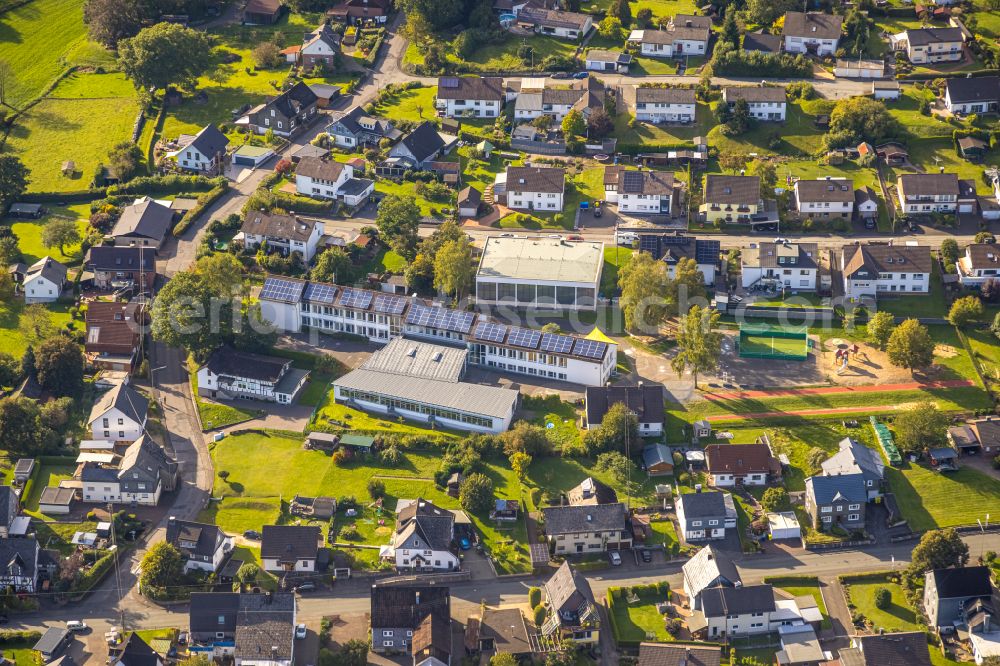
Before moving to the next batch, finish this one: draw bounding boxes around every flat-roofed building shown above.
[475,235,604,311]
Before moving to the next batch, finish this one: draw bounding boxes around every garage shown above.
[232,144,275,167]
[38,486,76,515]
[767,511,802,540]
[959,202,976,214]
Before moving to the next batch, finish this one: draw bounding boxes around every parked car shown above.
[572,71,589,79]
[295,624,307,640]
[864,218,876,230]
[551,72,571,79]
[295,582,316,592]
[608,551,622,566]
[641,549,652,563]
[67,621,87,632]
[243,529,261,540]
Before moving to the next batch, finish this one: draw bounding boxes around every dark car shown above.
[295,582,316,592]
[641,549,652,563]
[243,529,261,540]
[551,72,572,79]
[572,71,589,79]
[864,218,876,229]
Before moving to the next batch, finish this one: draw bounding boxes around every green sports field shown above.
[739,334,809,359]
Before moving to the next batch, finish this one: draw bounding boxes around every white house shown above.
[626,85,696,123]
[261,525,320,573]
[626,15,711,58]
[81,435,176,506]
[841,242,933,298]
[88,380,148,443]
[197,347,310,405]
[497,165,565,211]
[872,80,901,100]
[794,177,855,219]
[434,76,504,118]
[240,210,325,263]
[944,76,1000,114]
[603,168,675,215]
[699,585,814,639]
[172,124,229,174]
[512,78,604,122]
[515,6,592,39]
[22,256,66,304]
[897,172,959,214]
[298,24,340,69]
[958,243,1000,288]
[294,156,374,207]
[782,12,842,56]
[634,233,720,286]
[705,443,780,487]
[723,87,787,121]
[741,241,819,290]
[584,383,665,436]
[584,49,632,73]
[166,517,234,573]
[390,499,460,572]
[891,27,964,64]
[676,491,737,541]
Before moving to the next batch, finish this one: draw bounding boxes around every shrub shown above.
[528,586,541,608]
[340,526,361,540]
[367,479,385,498]
[874,585,891,609]
[532,604,547,627]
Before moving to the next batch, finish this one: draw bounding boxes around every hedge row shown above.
[0,630,41,644]
[71,550,117,597]
[172,182,230,236]
[18,174,223,205]
[362,31,386,68]
[617,142,696,155]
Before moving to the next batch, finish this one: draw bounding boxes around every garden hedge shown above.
[173,182,230,236]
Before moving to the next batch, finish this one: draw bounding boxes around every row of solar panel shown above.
[471,321,606,359]
[263,277,408,314]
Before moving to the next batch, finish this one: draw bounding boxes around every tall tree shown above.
[727,98,751,135]
[721,6,740,47]
[399,0,466,31]
[0,396,41,457]
[19,304,56,344]
[193,253,245,297]
[35,337,85,398]
[0,60,15,110]
[908,528,969,577]
[866,311,895,349]
[610,0,631,25]
[0,352,19,389]
[747,158,777,197]
[107,142,144,183]
[311,247,354,285]
[886,318,935,374]
[459,473,494,513]
[376,194,421,260]
[583,402,639,455]
[118,23,213,92]
[948,295,983,328]
[668,257,705,309]
[671,305,722,388]
[587,107,614,139]
[510,451,531,481]
[84,0,146,47]
[561,109,586,138]
[0,155,29,210]
[41,219,81,255]
[618,251,670,333]
[139,542,185,596]
[893,400,948,454]
[828,96,899,146]
[150,271,234,360]
[433,238,474,301]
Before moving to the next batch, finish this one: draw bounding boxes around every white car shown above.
[608,551,622,566]
[295,624,307,640]
[67,621,87,632]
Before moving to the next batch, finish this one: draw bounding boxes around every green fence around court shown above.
[870,416,902,466]
[737,323,810,361]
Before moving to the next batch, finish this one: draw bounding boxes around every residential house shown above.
[84,247,156,292]
[243,0,282,24]
[113,633,163,666]
[435,76,504,118]
[111,197,174,250]
[261,525,320,573]
[565,477,618,506]
[542,561,600,644]
[604,168,676,215]
[391,498,459,572]
[704,443,781,487]
[776,624,825,666]
[513,77,604,122]
[584,382,665,435]
[497,165,565,211]
[297,24,340,69]
[386,121,458,170]
[682,544,741,611]
[794,178,855,219]
[22,256,66,304]
[326,106,400,148]
[0,487,23,539]
[958,416,1000,455]
[541,502,632,554]
[782,12,842,55]
[241,210,324,262]
[189,592,296,665]
[85,301,142,372]
[457,186,482,218]
[633,232,720,284]
[743,31,782,53]
[923,566,993,630]
[898,172,961,214]
[469,607,533,662]
[854,186,879,221]
[676,491,737,541]
[891,27,964,64]
[840,242,933,298]
[327,0,391,24]
[89,380,148,443]
[638,644,723,666]
[700,174,762,224]
[626,15,712,58]
[839,632,933,666]
[804,472,867,533]
[585,49,632,72]
[241,81,319,137]
[642,444,674,476]
[872,80,902,101]
[412,606,452,666]
[165,517,234,574]
[197,346,311,404]
[625,86,696,124]
[959,136,989,161]
[0,537,41,593]
[370,585,450,655]
[944,76,999,114]
[820,437,886,500]
[295,156,374,207]
[81,435,177,505]
[698,584,779,638]
[172,124,229,174]
[516,6,593,39]
[741,241,819,291]
[723,87,787,121]
[957,243,1000,288]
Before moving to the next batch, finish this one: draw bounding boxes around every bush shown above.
[532,604,547,626]
[367,479,385,498]
[528,586,541,608]
[874,586,891,609]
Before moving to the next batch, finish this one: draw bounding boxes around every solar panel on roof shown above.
[639,235,660,256]
[540,333,574,354]
[442,309,476,333]
[506,327,541,350]
[695,239,721,264]
[440,77,460,88]
[339,288,373,310]
[373,294,407,315]
[303,282,337,304]
[474,321,508,343]
[260,277,305,303]
[572,338,608,360]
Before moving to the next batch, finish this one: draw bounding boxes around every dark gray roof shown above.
[25,256,67,286]
[902,26,964,46]
[263,81,318,120]
[678,491,729,518]
[806,472,867,505]
[234,592,296,662]
[260,525,320,562]
[328,106,398,140]
[436,76,503,102]
[292,144,330,161]
[928,566,992,600]
[796,178,855,203]
[33,627,70,656]
[0,487,17,529]
[743,31,782,52]
[544,561,592,616]
[0,536,37,580]
[187,124,229,158]
[822,437,885,484]
[506,166,565,194]
[90,380,149,425]
[166,518,227,559]
[339,177,374,196]
[370,585,450,629]
[643,443,672,469]
[621,170,675,196]
[541,502,629,536]
[782,11,843,40]
[899,172,960,197]
[204,347,290,384]
[395,498,455,551]
[119,436,175,491]
[585,383,665,427]
[85,246,156,273]
[397,122,447,164]
[701,584,776,617]
[111,198,173,243]
[682,545,741,600]
[946,76,1000,105]
[745,241,819,270]
[189,592,240,633]
[638,644,723,666]
[118,632,161,666]
[295,156,346,182]
[637,233,720,266]
[517,5,591,29]
[704,174,760,204]
[854,632,932,666]
[80,463,119,483]
[724,86,787,104]
[241,210,319,242]
[458,185,482,208]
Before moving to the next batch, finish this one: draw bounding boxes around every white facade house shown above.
[434,76,504,118]
[173,124,229,174]
[22,257,66,304]
[794,177,855,218]
[603,167,676,214]
[515,6,592,39]
[872,80,902,100]
[841,243,933,298]
[294,156,374,207]
[584,49,632,73]
[891,27,964,64]
[723,87,787,121]
[261,525,320,573]
[958,244,1000,288]
[701,585,813,639]
[498,165,565,212]
[676,492,737,541]
[741,241,819,291]
[241,210,325,263]
[81,436,175,506]
[627,86,696,123]
[897,173,960,214]
[782,12,842,55]
[88,381,147,443]
[197,347,309,405]
[944,76,1000,114]
[166,518,234,574]
[391,499,460,572]
[626,16,711,58]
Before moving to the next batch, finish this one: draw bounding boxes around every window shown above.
[821,506,832,513]
[691,520,702,526]
[848,514,860,521]
[708,520,718,526]
[822,516,832,523]
[382,631,393,636]
[848,504,860,511]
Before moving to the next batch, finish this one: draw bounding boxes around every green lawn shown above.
[876,265,948,318]
[846,574,921,633]
[523,394,583,454]
[907,137,1000,194]
[886,464,1000,532]
[6,73,140,193]
[35,520,96,555]
[2,202,91,266]
[314,388,462,437]
[189,360,258,430]
[404,33,579,72]
[0,300,73,357]
[375,179,450,218]
[23,463,76,517]
[500,166,604,230]
[890,87,961,140]
[614,102,710,146]
[371,85,438,123]
[972,0,1000,39]
[602,246,632,298]
[709,99,828,157]
[765,576,832,629]
[608,589,673,643]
